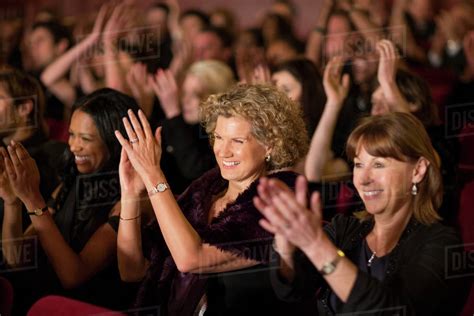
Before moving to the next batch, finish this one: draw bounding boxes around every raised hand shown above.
[118,147,146,200]
[254,175,325,253]
[376,39,398,89]
[102,3,129,45]
[323,56,350,107]
[0,150,17,205]
[91,3,110,40]
[149,69,181,119]
[126,63,155,117]
[252,64,272,84]
[1,141,42,206]
[169,39,193,77]
[115,110,162,187]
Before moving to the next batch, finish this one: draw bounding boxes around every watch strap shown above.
[319,249,345,276]
[148,182,169,196]
[27,206,48,216]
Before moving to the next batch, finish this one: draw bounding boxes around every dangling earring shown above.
[411,183,418,196]
[265,155,271,162]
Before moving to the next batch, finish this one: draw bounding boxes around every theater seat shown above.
[28,296,125,316]
[0,276,14,316]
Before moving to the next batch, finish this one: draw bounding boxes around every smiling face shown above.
[272,70,302,102]
[68,110,109,174]
[213,116,270,188]
[353,146,417,217]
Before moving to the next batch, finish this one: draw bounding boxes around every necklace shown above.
[367,251,376,267]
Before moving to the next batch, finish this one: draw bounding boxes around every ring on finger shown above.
[130,138,139,144]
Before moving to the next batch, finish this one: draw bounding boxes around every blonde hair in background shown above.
[201,83,309,171]
[186,59,235,96]
[346,112,443,225]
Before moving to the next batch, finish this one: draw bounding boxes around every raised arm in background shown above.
[305,57,350,182]
[305,0,334,69]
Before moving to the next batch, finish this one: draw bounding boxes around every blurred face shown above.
[68,110,109,174]
[181,15,205,40]
[193,32,226,62]
[0,85,17,137]
[353,146,416,217]
[325,15,352,60]
[262,17,279,43]
[371,87,389,116]
[28,27,57,70]
[351,57,377,85]
[408,0,434,22]
[210,12,228,29]
[371,87,419,116]
[181,74,205,124]
[213,116,270,187]
[272,70,302,102]
[146,7,168,37]
[271,3,293,22]
[266,41,298,67]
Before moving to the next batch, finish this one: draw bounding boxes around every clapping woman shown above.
[0,88,140,311]
[115,84,310,315]
[255,112,470,315]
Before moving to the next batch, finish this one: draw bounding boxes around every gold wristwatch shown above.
[27,206,48,216]
[319,249,345,275]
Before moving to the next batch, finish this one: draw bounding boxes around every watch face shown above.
[35,209,43,216]
[322,263,335,275]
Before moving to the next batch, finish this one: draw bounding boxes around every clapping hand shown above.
[118,147,146,201]
[149,69,181,119]
[115,110,162,188]
[251,64,272,84]
[323,56,350,108]
[0,149,17,205]
[0,141,42,207]
[254,175,325,255]
[376,39,398,89]
[126,63,155,117]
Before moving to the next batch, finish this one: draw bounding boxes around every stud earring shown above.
[265,155,271,162]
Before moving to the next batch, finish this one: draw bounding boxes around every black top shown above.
[161,114,216,181]
[272,214,471,315]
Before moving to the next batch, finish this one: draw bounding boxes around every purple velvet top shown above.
[135,167,298,315]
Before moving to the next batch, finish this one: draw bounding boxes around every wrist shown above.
[3,196,19,206]
[143,170,167,191]
[22,192,46,212]
[300,233,331,263]
[164,107,181,119]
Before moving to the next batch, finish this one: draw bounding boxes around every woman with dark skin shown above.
[0,88,140,311]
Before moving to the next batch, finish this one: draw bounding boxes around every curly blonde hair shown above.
[200,84,309,171]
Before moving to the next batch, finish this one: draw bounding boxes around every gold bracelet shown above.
[119,214,141,221]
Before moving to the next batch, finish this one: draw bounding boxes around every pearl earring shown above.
[411,183,418,196]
